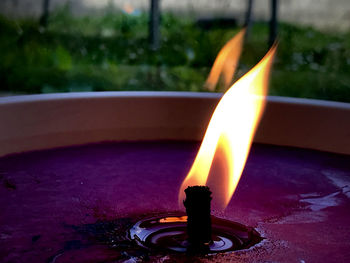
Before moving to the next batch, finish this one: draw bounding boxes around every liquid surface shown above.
[0,142,349,262]
[130,213,263,253]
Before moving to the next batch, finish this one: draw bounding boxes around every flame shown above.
[205,29,246,92]
[179,44,277,210]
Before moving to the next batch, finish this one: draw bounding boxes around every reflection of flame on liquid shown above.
[179,34,277,210]
[159,216,188,223]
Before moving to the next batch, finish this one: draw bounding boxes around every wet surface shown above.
[0,141,349,262]
[129,213,263,253]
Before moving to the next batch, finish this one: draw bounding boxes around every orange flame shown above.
[179,44,277,210]
[205,29,246,92]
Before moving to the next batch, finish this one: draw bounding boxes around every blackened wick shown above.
[183,186,212,252]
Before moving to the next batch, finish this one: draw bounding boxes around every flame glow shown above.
[205,29,246,92]
[179,44,277,210]
[123,3,135,14]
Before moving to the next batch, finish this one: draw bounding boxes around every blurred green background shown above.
[0,6,349,102]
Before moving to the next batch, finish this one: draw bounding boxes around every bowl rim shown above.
[1,91,349,156]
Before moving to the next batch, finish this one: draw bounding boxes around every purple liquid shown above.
[0,142,349,262]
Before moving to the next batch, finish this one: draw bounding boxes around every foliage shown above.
[0,7,349,102]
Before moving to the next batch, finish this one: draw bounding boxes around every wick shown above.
[183,186,212,253]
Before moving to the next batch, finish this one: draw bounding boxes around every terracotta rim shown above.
[0,92,349,156]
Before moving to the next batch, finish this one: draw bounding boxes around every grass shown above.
[0,6,349,102]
